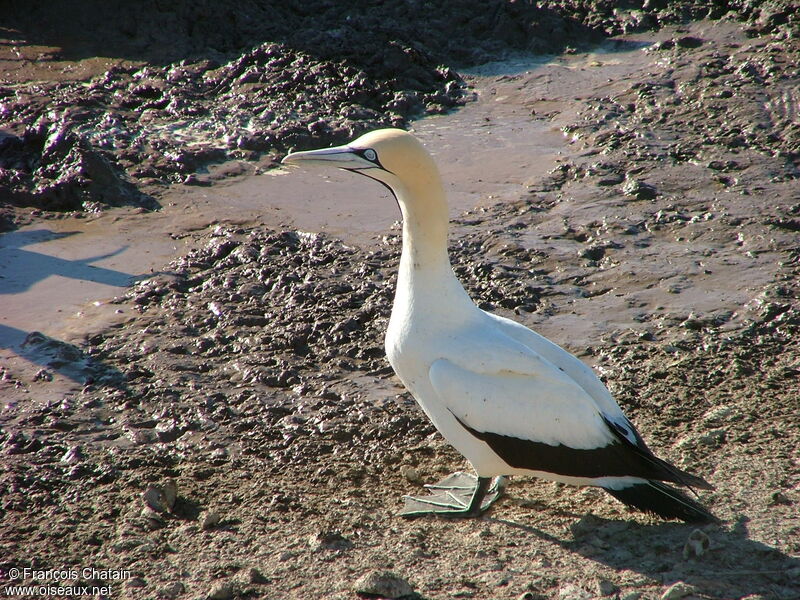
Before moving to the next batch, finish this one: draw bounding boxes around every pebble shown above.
[207,581,235,600]
[308,530,353,551]
[200,510,222,530]
[622,178,657,200]
[768,490,792,506]
[558,583,593,600]
[142,482,176,513]
[401,466,422,483]
[140,506,166,527]
[247,567,269,584]
[595,578,619,597]
[661,582,695,600]
[353,570,414,599]
[157,581,185,599]
[683,528,710,559]
[60,445,84,464]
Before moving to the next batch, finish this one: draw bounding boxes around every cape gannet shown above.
[282,128,717,523]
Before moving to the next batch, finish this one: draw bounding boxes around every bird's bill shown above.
[281,145,372,170]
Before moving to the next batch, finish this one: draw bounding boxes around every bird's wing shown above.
[429,356,614,451]
[429,355,713,487]
[484,312,621,416]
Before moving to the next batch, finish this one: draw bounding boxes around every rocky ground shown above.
[1,2,800,600]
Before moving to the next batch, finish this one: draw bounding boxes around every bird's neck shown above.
[394,182,470,306]
[396,181,450,273]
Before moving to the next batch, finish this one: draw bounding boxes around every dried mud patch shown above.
[2,221,798,598]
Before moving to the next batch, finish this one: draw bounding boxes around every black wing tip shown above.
[673,468,715,491]
[600,415,715,491]
[604,481,720,524]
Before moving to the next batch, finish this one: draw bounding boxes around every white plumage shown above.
[282,128,716,523]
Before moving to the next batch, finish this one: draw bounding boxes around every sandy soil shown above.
[1,5,799,600]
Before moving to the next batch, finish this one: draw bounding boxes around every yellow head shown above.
[282,128,446,220]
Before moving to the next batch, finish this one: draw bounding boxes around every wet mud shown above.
[2,1,796,220]
[2,3,800,600]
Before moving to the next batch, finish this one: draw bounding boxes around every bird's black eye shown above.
[363,148,377,162]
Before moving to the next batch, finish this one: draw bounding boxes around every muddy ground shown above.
[1,2,800,600]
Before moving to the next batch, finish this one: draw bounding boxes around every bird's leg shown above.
[398,471,506,518]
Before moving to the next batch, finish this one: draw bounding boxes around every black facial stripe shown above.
[347,170,401,216]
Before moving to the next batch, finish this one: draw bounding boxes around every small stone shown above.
[683,529,710,559]
[308,530,353,551]
[60,445,84,464]
[207,581,234,600]
[142,484,173,513]
[768,490,792,506]
[354,570,414,599]
[248,568,269,584]
[158,581,185,599]
[622,178,657,200]
[558,583,593,600]
[162,479,178,509]
[200,510,222,530]
[702,406,733,425]
[401,466,422,483]
[676,36,703,48]
[596,578,619,596]
[698,429,726,446]
[661,582,695,600]
[34,368,54,382]
[127,577,147,588]
[140,506,166,527]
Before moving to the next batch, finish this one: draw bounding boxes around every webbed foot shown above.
[398,471,507,518]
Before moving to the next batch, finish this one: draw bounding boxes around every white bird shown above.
[282,128,717,523]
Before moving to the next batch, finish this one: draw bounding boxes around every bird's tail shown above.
[603,480,719,524]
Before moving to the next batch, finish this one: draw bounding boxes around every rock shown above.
[768,490,792,506]
[558,583,593,600]
[140,506,166,528]
[661,582,695,600]
[60,445,84,464]
[683,529,710,559]
[400,466,422,483]
[676,36,703,48]
[200,510,222,530]
[622,178,657,200]
[207,581,235,600]
[621,593,642,600]
[157,581,185,599]
[142,483,176,513]
[698,429,726,446]
[126,577,147,588]
[247,568,269,584]
[353,570,414,599]
[702,406,733,425]
[308,530,353,551]
[595,578,619,597]
[162,479,178,509]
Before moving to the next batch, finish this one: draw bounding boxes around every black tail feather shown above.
[604,481,719,524]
